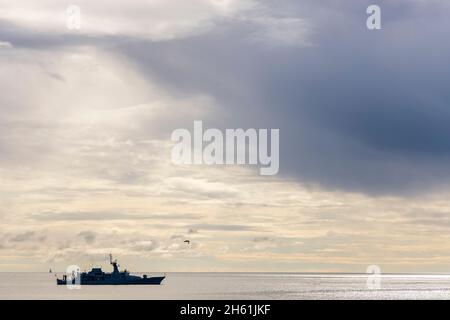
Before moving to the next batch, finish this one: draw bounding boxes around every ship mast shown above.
[109,253,120,274]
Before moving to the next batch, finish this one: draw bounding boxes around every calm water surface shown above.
[1,273,450,300]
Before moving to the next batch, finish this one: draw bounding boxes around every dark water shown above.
[1,273,450,299]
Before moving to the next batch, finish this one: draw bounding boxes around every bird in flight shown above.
[184,240,190,244]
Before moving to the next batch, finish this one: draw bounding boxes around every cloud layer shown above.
[1,0,450,272]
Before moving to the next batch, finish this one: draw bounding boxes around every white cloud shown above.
[0,0,255,40]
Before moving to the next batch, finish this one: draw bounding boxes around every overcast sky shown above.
[1,0,450,272]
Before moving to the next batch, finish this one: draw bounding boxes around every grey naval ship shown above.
[56,254,165,285]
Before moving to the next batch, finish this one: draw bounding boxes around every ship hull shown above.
[57,276,165,286]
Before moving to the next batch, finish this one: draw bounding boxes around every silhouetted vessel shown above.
[56,254,165,285]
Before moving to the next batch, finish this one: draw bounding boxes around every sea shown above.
[1,272,450,300]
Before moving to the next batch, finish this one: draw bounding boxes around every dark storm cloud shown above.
[3,0,450,195]
[113,0,450,195]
